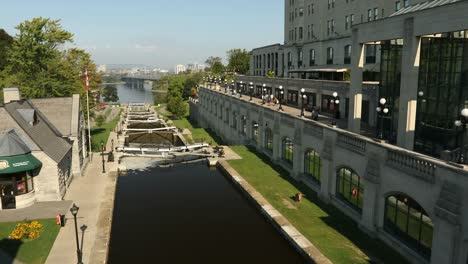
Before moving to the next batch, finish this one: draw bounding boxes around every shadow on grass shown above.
[90,128,106,136]
[0,239,22,264]
[243,145,409,264]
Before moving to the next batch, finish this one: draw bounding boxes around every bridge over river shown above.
[121,72,168,88]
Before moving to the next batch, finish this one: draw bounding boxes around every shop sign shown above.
[0,160,9,170]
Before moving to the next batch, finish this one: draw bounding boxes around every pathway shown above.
[46,130,120,264]
[0,201,72,223]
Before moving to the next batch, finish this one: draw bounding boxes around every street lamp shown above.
[279,86,284,111]
[111,139,114,152]
[262,84,266,105]
[239,82,243,98]
[224,81,228,93]
[70,204,83,264]
[100,141,106,173]
[376,98,389,139]
[249,82,254,101]
[300,88,306,117]
[454,108,468,164]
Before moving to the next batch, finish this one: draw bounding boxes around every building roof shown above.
[30,97,74,136]
[4,100,72,163]
[390,0,461,17]
[0,130,31,157]
[0,108,40,151]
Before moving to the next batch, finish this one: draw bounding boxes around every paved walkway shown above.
[217,87,377,138]
[47,131,120,264]
[0,201,72,223]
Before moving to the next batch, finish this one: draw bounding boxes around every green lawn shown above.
[0,219,60,264]
[227,145,409,264]
[157,103,221,146]
[91,109,122,152]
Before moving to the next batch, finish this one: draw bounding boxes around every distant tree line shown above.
[0,17,101,115]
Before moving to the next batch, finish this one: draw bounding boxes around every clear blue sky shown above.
[2,0,284,69]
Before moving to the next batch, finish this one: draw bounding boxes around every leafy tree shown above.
[6,17,74,98]
[102,85,119,102]
[227,49,250,74]
[167,95,187,119]
[95,115,105,127]
[211,61,225,75]
[205,56,222,68]
[0,29,13,71]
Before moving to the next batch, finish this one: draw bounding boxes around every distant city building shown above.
[187,63,206,73]
[97,64,107,73]
[175,64,186,74]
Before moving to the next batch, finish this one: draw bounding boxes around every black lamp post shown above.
[70,204,83,264]
[330,92,340,125]
[239,81,243,98]
[376,98,389,139]
[262,84,266,105]
[249,82,254,101]
[300,88,306,117]
[224,81,228,93]
[100,141,106,173]
[454,108,468,164]
[279,86,284,111]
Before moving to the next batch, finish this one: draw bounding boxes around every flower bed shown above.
[9,220,44,240]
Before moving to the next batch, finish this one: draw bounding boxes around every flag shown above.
[85,70,90,91]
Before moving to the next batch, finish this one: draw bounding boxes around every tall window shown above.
[309,49,315,66]
[298,50,303,67]
[232,112,237,129]
[282,137,294,165]
[241,116,247,135]
[385,194,433,259]
[265,128,273,152]
[304,150,321,184]
[344,45,351,64]
[345,16,349,30]
[365,44,377,64]
[287,52,292,67]
[395,1,401,11]
[327,47,334,65]
[336,167,364,212]
[299,27,303,40]
[367,9,372,22]
[374,8,379,20]
[252,122,259,144]
[351,14,355,26]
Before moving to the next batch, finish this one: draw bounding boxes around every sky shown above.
[1,0,284,69]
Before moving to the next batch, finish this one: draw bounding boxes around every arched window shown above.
[265,128,273,152]
[252,122,259,144]
[336,167,364,212]
[241,116,247,135]
[385,194,433,259]
[282,137,294,165]
[304,149,321,184]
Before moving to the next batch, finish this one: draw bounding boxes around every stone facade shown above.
[193,87,468,264]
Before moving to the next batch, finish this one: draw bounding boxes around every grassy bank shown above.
[0,219,60,264]
[91,109,121,152]
[157,103,221,146]
[227,145,409,264]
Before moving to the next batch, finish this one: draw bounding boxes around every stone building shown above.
[0,88,88,210]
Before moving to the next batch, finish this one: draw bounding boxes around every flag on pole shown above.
[85,70,90,91]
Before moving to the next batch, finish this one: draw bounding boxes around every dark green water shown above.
[108,162,305,263]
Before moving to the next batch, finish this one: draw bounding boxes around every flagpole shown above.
[87,89,92,160]
[85,70,93,160]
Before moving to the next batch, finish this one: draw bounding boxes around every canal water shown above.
[108,159,305,263]
[114,83,154,104]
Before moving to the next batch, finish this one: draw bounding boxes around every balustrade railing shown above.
[387,150,437,183]
[336,133,367,155]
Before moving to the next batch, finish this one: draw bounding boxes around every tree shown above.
[0,29,13,71]
[102,85,119,102]
[211,61,225,75]
[266,71,275,78]
[227,49,250,74]
[205,56,222,68]
[6,17,74,98]
[167,95,187,119]
[95,115,105,127]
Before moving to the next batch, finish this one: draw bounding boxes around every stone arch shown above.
[336,166,364,212]
[383,192,434,260]
[281,136,294,165]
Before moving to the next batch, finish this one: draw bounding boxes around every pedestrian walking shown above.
[312,107,319,121]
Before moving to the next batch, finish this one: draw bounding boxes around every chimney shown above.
[3,88,21,104]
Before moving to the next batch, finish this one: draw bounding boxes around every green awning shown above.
[0,153,42,175]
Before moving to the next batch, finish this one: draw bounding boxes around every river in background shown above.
[107,159,305,263]
[104,82,154,104]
